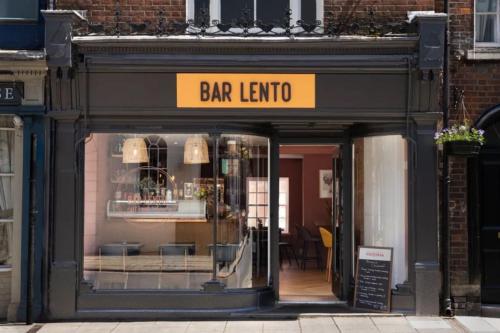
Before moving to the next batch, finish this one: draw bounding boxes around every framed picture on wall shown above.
[319,169,333,198]
[184,182,194,199]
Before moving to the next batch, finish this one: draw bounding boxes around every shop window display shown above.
[83,133,269,290]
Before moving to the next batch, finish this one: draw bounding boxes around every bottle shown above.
[166,189,172,202]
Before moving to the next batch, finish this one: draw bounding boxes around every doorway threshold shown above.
[265,301,369,316]
[278,300,347,306]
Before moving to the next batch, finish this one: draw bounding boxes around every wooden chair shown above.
[319,227,333,282]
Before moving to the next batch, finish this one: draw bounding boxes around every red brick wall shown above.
[56,0,185,31]
[448,157,468,286]
[58,0,437,31]
[324,0,435,24]
[447,0,500,314]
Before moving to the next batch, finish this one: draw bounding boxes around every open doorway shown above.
[278,145,340,302]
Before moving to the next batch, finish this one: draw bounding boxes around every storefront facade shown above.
[42,11,446,320]
[0,0,47,322]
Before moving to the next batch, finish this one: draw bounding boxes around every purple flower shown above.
[479,129,485,135]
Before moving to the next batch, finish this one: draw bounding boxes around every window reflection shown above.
[83,133,270,290]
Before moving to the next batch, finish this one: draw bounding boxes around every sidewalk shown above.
[1,315,500,333]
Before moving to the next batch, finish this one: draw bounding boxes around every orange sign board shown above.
[177,73,315,108]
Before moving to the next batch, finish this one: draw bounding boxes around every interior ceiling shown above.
[271,122,350,137]
[279,145,339,156]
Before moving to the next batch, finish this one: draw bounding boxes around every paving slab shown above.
[482,318,500,331]
[113,322,159,333]
[263,320,300,333]
[299,317,340,333]
[37,322,83,333]
[407,317,459,333]
[372,316,416,333]
[0,325,34,333]
[155,321,191,333]
[455,316,498,333]
[224,320,264,333]
[186,321,226,333]
[333,316,378,333]
[76,322,120,333]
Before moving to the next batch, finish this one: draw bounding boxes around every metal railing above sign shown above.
[75,2,412,38]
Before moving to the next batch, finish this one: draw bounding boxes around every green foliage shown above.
[434,123,485,145]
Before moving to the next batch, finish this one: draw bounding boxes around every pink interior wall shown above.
[302,155,333,236]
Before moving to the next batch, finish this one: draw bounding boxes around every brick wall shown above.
[324,0,435,24]
[447,0,500,315]
[56,0,438,31]
[56,0,185,32]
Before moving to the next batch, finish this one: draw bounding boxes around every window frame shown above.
[186,0,324,29]
[0,0,40,23]
[475,0,500,47]
[246,177,289,233]
[0,119,18,269]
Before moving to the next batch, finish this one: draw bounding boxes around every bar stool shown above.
[297,226,322,270]
[279,228,299,269]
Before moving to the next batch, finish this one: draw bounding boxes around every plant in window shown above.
[435,89,485,156]
[139,177,156,196]
[194,187,208,200]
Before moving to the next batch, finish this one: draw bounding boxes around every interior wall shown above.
[302,154,333,236]
[279,159,302,241]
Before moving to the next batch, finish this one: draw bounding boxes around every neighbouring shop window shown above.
[187,0,323,27]
[353,135,408,288]
[475,0,500,43]
[83,133,270,290]
[246,177,288,232]
[0,0,39,21]
[0,117,16,267]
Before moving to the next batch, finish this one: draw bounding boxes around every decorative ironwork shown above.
[156,9,166,35]
[114,0,121,36]
[78,6,410,38]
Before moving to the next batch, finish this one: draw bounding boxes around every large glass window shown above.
[83,133,269,290]
[476,0,500,44]
[0,117,16,267]
[0,0,39,21]
[353,135,408,288]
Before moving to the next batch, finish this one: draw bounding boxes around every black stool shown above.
[279,228,299,268]
[297,226,322,270]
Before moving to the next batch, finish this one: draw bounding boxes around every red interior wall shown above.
[302,155,333,236]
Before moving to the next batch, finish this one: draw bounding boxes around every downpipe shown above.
[441,0,453,317]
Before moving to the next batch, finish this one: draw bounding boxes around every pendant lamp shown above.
[184,135,209,164]
[122,137,149,163]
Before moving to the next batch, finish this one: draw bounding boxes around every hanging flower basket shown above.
[435,89,486,157]
[443,141,482,156]
[435,124,485,157]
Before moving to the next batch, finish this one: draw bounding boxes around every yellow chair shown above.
[319,227,333,282]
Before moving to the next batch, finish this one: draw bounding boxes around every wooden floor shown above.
[279,263,337,301]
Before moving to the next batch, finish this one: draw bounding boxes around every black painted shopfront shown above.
[41,11,446,320]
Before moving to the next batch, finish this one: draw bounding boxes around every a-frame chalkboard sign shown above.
[353,246,393,312]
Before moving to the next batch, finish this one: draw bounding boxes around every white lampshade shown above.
[184,136,209,164]
[122,138,149,163]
